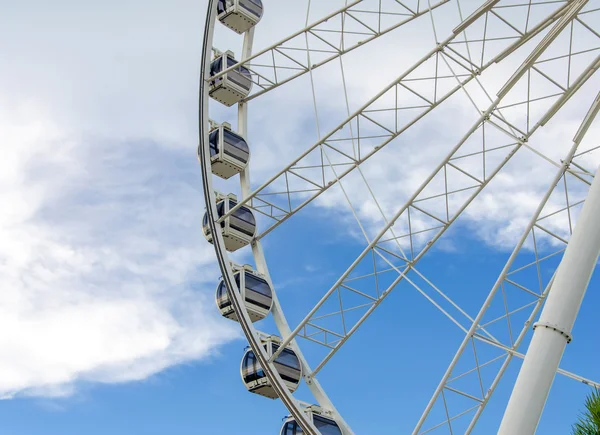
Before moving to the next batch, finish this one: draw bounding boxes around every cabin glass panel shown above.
[210,57,223,85]
[272,345,300,371]
[314,416,342,435]
[217,0,233,14]
[240,0,263,18]
[209,129,220,157]
[227,55,251,77]
[216,201,227,228]
[272,344,301,384]
[222,129,249,162]
[216,280,230,309]
[282,421,302,435]
[217,201,225,215]
[228,200,256,236]
[242,350,265,383]
[244,274,272,309]
[225,56,252,91]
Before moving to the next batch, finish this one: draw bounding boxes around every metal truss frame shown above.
[200,0,600,434]
[272,0,600,374]
[221,0,580,240]
[414,90,600,435]
[201,2,330,434]
[210,0,449,102]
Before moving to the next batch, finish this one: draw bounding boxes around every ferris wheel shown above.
[197,1,600,434]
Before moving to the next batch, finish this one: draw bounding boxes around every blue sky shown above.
[1,0,599,434]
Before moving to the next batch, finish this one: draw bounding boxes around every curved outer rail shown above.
[198,1,351,434]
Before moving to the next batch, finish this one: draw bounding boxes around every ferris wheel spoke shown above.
[570,133,600,182]
[222,0,574,239]
[201,0,600,432]
[571,157,598,177]
[209,0,448,101]
[270,6,599,373]
[413,90,600,435]
[472,334,600,387]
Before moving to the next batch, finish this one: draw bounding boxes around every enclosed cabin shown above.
[241,335,301,399]
[203,193,257,252]
[281,407,343,435]
[217,0,264,34]
[216,264,273,322]
[206,122,250,179]
[209,50,252,107]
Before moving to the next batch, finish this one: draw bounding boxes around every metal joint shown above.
[532,321,573,343]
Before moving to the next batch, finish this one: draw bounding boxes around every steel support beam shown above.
[498,120,600,435]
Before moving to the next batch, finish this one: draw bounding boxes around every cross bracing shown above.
[221,0,580,238]
[413,90,600,435]
[270,0,600,376]
[209,0,449,102]
[201,0,600,433]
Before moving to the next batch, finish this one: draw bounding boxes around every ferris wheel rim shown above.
[198,1,350,434]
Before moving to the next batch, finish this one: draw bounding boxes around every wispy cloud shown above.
[1,0,598,400]
[0,0,252,399]
[0,99,239,399]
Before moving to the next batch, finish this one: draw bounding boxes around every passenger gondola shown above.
[206,122,250,179]
[216,264,273,322]
[209,50,252,106]
[281,407,343,435]
[217,0,264,34]
[203,193,257,252]
[241,335,301,399]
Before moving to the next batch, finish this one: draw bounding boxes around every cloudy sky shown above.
[1,0,599,434]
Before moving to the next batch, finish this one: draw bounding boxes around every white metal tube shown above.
[236,15,354,435]
[498,164,600,435]
[198,3,319,434]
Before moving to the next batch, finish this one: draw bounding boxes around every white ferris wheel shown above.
[197,1,600,434]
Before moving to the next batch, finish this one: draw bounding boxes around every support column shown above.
[498,165,600,435]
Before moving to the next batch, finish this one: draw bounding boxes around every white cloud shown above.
[206,0,599,259]
[0,102,240,398]
[0,0,242,396]
[1,0,598,400]
[254,3,600,255]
